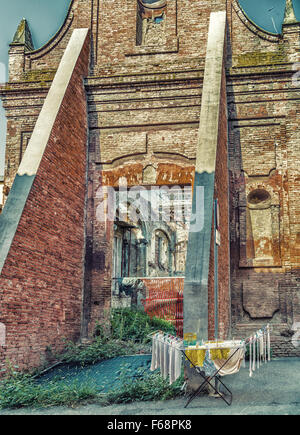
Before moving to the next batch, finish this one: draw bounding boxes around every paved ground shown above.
[1,357,299,415]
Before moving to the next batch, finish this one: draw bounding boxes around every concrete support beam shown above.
[184,11,227,341]
[0,28,89,274]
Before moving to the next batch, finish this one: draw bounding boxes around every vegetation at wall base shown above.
[0,365,99,409]
[104,307,176,343]
[0,308,180,409]
[60,307,176,366]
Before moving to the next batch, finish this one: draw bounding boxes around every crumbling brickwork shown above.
[227,0,300,355]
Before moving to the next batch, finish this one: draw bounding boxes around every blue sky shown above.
[0,1,299,177]
[240,0,300,33]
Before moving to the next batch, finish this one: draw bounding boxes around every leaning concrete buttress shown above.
[184,11,227,341]
[0,28,90,373]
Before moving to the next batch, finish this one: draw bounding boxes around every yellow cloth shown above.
[210,348,230,360]
[185,349,206,367]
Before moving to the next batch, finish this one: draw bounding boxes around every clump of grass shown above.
[59,337,147,367]
[0,368,98,409]
[61,308,176,366]
[102,370,185,406]
[108,307,176,343]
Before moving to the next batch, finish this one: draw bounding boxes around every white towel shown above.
[150,333,159,371]
[249,336,253,377]
[253,336,256,371]
[163,338,169,379]
[213,347,245,376]
[169,339,176,385]
[174,341,182,382]
[267,326,271,361]
[256,336,260,369]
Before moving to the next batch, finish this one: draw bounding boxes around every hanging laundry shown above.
[150,332,159,371]
[253,335,256,372]
[267,325,271,361]
[202,351,217,377]
[185,348,206,368]
[159,333,165,377]
[210,347,231,361]
[150,332,183,385]
[168,338,176,385]
[213,347,245,376]
[249,336,253,377]
[173,339,183,384]
[247,325,271,377]
[163,336,169,379]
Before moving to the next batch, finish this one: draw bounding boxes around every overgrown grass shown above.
[0,370,99,409]
[102,371,185,406]
[109,307,176,343]
[60,308,176,366]
[0,308,181,409]
[0,369,184,410]
[58,337,146,367]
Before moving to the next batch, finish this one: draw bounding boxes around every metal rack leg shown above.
[182,348,240,408]
[184,372,232,408]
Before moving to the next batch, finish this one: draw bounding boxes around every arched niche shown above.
[136,0,167,46]
[239,184,281,267]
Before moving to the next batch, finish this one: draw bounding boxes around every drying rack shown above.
[183,339,245,407]
[148,325,271,408]
[147,331,236,406]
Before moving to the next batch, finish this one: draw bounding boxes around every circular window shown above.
[247,189,271,205]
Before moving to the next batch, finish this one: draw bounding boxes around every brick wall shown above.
[226,1,300,355]
[0,31,90,373]
[209,59,230,340]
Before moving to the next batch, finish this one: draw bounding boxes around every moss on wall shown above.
[234,50,287,67]
[23,69,57,83]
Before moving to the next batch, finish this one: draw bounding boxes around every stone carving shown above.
[142,165,157,184]
[137,0,167,47]
[283,0,297,25]
[142,13,167,46]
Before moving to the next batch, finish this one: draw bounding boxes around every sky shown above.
[0,0,70,176]
[0,0,299,177]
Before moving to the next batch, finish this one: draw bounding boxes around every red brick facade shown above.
[0,29,90,371]
[0,0,299,372]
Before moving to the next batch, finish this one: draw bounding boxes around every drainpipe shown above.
[214,199,219,340]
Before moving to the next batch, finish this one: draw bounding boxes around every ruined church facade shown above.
[0,0,299,372]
